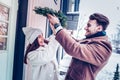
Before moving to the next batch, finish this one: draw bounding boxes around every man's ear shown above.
[97,25,103,31]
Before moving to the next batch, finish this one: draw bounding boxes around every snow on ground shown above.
[96,52,120,80]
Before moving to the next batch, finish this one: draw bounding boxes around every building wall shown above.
[61,0,80,30]
[66,13,79,30]
[26,0,61,37]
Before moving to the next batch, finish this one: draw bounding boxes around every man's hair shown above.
[89,13,109,30]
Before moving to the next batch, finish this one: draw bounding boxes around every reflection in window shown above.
[67,0,80,12]
[0,37,7,50]
[68,0,75,12]
[0,4,9,21]
[0,22,8,35]
[0,4,9,50]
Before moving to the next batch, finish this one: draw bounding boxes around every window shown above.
[67,0,80,12]
[0,4,9,50]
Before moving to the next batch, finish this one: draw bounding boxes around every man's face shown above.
[84,20,102,37]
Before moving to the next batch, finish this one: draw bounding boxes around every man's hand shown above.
[47,14,61,35]
[50,23,56,35]
[47,14,60,26]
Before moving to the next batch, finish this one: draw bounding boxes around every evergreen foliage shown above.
[33,7,67,27]
[113,64,120,80]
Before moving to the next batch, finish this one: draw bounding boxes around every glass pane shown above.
[68,0,75,12]
[0,4,9,21]
[0,37,7,50]
[0,22,8,35]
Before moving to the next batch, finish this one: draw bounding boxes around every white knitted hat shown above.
[22,27,43,44]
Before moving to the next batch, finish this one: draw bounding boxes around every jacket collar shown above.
[85,31,106,39]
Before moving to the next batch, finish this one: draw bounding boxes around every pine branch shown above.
[33,7,67,27]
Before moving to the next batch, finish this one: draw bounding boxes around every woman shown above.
[22,27,59,80]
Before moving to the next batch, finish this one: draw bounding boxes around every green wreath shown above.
[33,7,67,28]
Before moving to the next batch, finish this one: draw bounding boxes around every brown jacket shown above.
[56,30,112,80]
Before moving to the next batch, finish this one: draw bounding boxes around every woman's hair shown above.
[24,37,49,64]
[89,13,109,30]
[24,37,39,64]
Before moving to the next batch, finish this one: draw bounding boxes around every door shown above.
[0,0,18,80]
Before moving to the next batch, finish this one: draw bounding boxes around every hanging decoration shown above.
[33,7,67,28]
